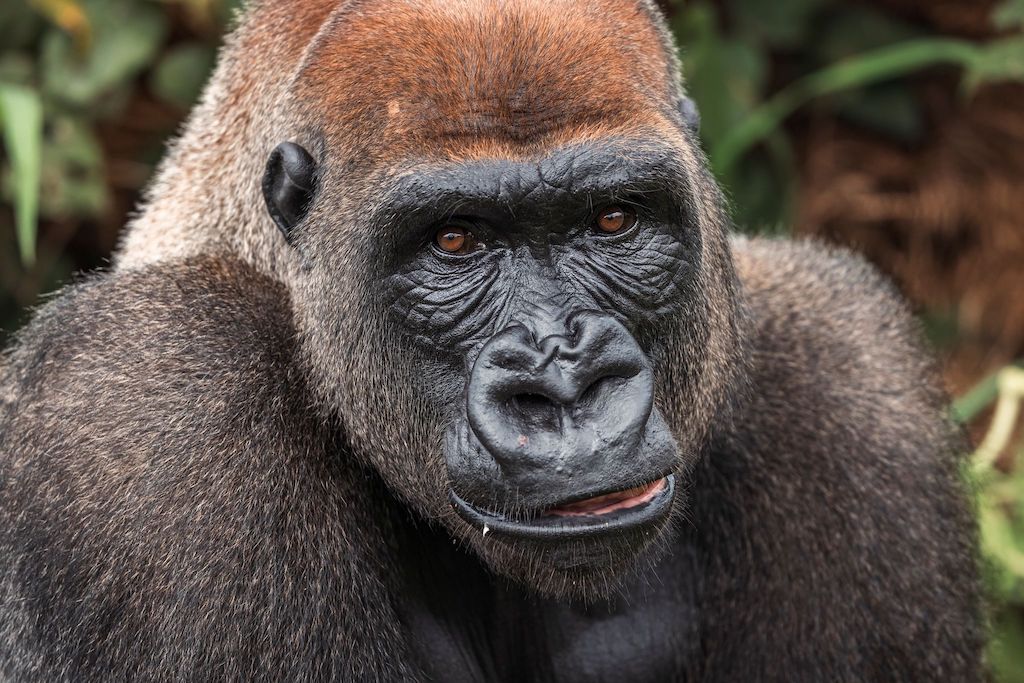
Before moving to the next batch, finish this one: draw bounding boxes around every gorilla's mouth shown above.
[449,475,675,541]
[543,477,668,517]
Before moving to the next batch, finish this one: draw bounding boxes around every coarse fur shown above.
[0,0,983,680]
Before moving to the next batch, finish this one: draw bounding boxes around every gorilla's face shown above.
[266,0,742,598]
[390,147,701,588]
[274,132,739,597]
[384,142,696,546]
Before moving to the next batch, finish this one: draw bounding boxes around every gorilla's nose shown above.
[465,312,656,488]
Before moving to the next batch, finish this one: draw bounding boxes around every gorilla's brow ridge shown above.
[381,140,691,221]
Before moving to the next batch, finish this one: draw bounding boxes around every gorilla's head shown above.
[263,0,744,598]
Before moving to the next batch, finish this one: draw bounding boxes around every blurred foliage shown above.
[0,0,238,339]
[963,366,1024,682]
[671,0,1024,231]
[2,0,1024,679]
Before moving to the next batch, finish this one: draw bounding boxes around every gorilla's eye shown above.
[593,205,639,235]
[435,225,482,255]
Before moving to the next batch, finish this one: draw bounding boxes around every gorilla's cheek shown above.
[385,250,513,354]
[553,223,699,334]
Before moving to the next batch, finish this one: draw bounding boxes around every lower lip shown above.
[543,478,668,517]
[448,474,676,541]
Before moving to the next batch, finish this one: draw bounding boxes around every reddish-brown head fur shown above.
[295,0,681,162]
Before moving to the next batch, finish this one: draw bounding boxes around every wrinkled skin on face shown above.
[389,145,690,519]
[280,0,743,597]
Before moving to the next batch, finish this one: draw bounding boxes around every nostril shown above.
[512,393,550,411]
[508,393,562,432]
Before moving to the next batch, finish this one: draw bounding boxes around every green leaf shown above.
[990,609,1024,683]
[0,54,36,86]
[730,0,829,50]
[0,2,44,51]
[994,0,1024,30]
[919,307,961,351]
[953,363,1024,424]
[813,6,922,63]
[833,83,924,142]
[38,115,107,219]
[964,37,1024,91]
[672,3,768,149]
[711,38,979,175]
[150,43,217,109]
[979,499,1024,580]
[725,134,795,233]
[41,0,166,110]
[0,83,44,266]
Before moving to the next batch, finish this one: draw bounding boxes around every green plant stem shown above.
[954,371,1003,425]
[954,363,1024,424]
[711,39,980,174]
[973,368,1024,473]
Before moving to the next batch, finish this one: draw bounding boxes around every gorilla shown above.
[0,0,983,680]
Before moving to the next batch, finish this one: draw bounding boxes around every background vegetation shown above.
[2,0,1024,677]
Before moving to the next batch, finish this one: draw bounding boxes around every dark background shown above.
[2,0,1023,678]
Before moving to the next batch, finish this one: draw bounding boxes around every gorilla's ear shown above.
[262,142,318,243]
[679,96,700,135]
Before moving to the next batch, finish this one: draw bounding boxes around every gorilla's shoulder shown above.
[729,236,954,464]
[732,235,936,391]
[15,256,290,363]
[0,257,298,445]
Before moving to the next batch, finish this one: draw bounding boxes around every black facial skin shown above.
[377,141,701,544]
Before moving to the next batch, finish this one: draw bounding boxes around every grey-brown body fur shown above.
[0,0,982,680]
[0,240,982,680]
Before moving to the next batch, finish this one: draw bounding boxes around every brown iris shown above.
[594,205,638,235]
[435,225,480,255]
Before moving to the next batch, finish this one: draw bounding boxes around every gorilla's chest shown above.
[518,584,700,683]
[400,541,700,682]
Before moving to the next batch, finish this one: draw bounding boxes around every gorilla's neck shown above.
[386,490,703,683]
